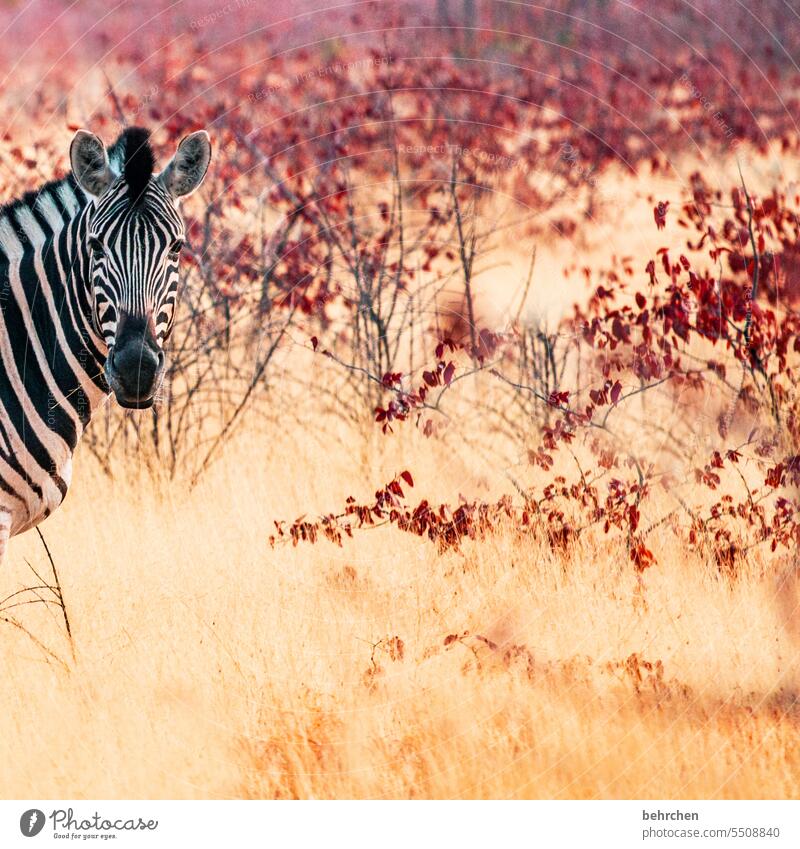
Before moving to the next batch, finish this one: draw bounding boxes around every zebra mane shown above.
[110,127,155,205]
[0,174,80,224]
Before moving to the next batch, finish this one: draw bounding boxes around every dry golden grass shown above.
[1,404,798,800]
[1,144,797,801]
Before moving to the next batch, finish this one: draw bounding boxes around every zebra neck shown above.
[0,174,111,429]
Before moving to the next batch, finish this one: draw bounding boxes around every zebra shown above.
[0,126,211,561]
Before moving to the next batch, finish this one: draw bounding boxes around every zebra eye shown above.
[89,237,104,256]
[169,239,184,256]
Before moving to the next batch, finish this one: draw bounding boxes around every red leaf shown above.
[766,464,785,488]
[610,381,622,404]
[443,362,455,385]
[400,471,414,488]
[654,200,669,230]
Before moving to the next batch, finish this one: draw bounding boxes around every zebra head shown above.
[69,127,211,409]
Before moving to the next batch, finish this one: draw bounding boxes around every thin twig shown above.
[36,526,75,661]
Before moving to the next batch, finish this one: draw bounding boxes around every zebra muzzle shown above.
[104,339,165,409]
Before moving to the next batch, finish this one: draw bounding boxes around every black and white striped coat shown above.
[0,127,211,558]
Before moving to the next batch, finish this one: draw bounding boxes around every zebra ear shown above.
[159,131,211,200]
[70,130,114,199]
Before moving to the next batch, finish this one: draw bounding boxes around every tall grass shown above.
[1,396,797,799]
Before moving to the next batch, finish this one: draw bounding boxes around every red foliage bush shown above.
[1,1,797,567]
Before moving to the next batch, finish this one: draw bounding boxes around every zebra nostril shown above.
[157,350,165,368]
